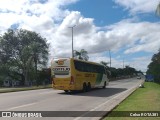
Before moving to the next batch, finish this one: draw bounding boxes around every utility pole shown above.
[69,25,76,58]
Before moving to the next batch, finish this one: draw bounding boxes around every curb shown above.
[74,79,144,120]
[99,79,145,120]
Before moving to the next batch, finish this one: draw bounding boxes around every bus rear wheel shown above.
[82,83,87,92]
[87,83,91,91]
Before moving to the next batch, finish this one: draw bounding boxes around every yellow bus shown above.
[51,58,109,92]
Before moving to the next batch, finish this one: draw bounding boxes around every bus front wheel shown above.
[64,90,69,93]
[103,82,106,89]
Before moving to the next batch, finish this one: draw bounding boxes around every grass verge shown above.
[0,84,52,93]
[103,82,160,120]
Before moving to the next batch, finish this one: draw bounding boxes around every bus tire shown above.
[82,83,87,92]
[64,90,69,93]
[87,83,91,91]
[103,82,106,89]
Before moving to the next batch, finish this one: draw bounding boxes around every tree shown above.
[123,65,137,77]
[109,67,118,78]
[147,49,160,83]
[100,61,111,78]
[108,65,137,80]
[74,49,89,61]
[0,29,49,86]
[156,2,160,17]
[38,68,51,85]
[100,61,109,68]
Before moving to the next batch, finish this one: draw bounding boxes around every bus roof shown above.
[52,58,104,67]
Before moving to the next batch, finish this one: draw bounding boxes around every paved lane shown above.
[0,78,144,120]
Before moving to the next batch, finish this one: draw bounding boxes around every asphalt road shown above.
[0,77,144,120]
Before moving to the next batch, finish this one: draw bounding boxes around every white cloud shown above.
[48,12,159,72]
[105,20,160,54]
[88,51,152,72]
[89,52,122,68]
[114,0,160,14]
[131,56,152,72]
[0,0,160,72]
[0,0,78,34]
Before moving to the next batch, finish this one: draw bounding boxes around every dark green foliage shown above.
[38,68,51,85]
[74,49,89,61]
[0,29,49,86]
[147,49,160,83]
[100,61,109,68]
[100,59,139,79]
[107,66,138,80]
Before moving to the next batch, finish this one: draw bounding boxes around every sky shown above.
[0,0,160,72]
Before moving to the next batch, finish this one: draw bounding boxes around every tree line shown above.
[100,61,143,80]
[0,29,159,87]
[73,50,142,79]
[147,49,160,83]
[0,29,49,86]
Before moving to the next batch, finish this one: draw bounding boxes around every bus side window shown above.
[92,65,96,73]
[74,61,81,71]
[97,66,102,73]
[87,64,89,72]
[81,62,85,72]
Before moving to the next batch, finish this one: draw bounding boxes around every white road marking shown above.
[39,90,63,95]
[39,91,57,94]
[73,92,125,120]
[73,85,138,120]
[7,102,37,110]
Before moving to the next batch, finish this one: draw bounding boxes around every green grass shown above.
[103,82,160,120]
[0,84,52,93]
